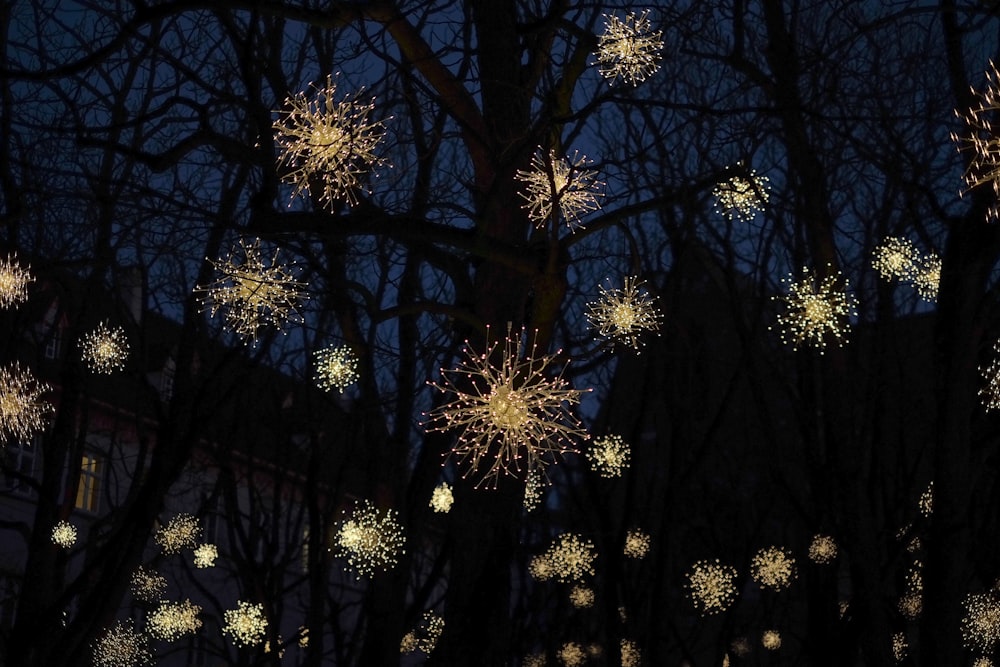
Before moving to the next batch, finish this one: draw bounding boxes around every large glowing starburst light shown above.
[515,149,604,229]
[334,499,406,578]
[713,170,770,221]
[586,275,661,351]
[223,600,268,647]
[314,345,359,392]
[686,559,739,615]
[594,11,663,86]
[80,321,129,373]
[93,620,152,667]
[772,266,857,352]
[424,328,590,487]
[0,362,52,444]
[953,62,1000,222]
[0,253,33,309]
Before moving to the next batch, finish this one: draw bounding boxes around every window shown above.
[75,454,102,513]
[3,436,39,496]
[44,329,62,359]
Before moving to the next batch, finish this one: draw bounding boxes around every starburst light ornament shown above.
[93,620,152,667]
[919,482,934,516]
[892,632,908,661]
[981,339,1000,410]
[961,590,1000,653]
[334,499,405,578]
[274,75,387,208]
[130,567,167,603]
[515,149,604,229]
[400,611,445,655]
[193,543,218,568]
[147,599,202,641]
[429,482,454,513]
[558,642,587,667]
[761,630,782,651]
[155,513,201,554]
[540,532,598,583]
[424,327,590,488]
[772,265,857,352]
[0,253,33,309]
[953,62,1000,222]
[523,468,544,512]
[623,528,651,559]
[586,433,631,478]
[807,534,838,564]
[686,559,739,615]
[79,321,129,373]
[713,169,771,221]
[586,275,661,351]
[974,658,995,667]
[751,546,797,591]
[913,252,941,302]
[620,639,642,667]
[223,600,268,647]
[0,361,52,444]
[594,10,663,86]
[51,520,77,548]
[569,585,595,608]
[313,344,359,392]
[194,237,307,346]
[872,237,919,282]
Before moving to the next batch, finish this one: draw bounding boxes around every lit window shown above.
[75,454,102,512]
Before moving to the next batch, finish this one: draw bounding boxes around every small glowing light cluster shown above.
[731,637,751,657]
[51,520,77,548]
[273,74,387,208]
[713,170,771,221]
[401,611,445,655]
[0,362,52,443]
[515,149,604,229]
[523,653,546,667]
[808,534,837,564]
[981,339,1000,410]
[913,252,941,302]
[919,482,934,517]
[557,641,587,667]
[975,658,995,667]
[620,639,642,667]
[569,585,595,608]
[130,567,167,603]
[962,591,1000,652]
[223,600,268,647]
[586,434,631,478]
[772,265,857,352]
[93,620,152,667]
[79,321,129,373]
[872,237,940,302]
[147,599,202,641]
[898,560,924,619]
[194,238,307,346]
[400,632,418,654]
[623,529,650,559]
[594,10,663,86]
[0,254,33,309]
[524,469,544,512]
[313,345,359,393]
[750,545,797,592]
[425,328,590,488]
[686,559,739,615]
[529,554,555,581]
[585,276,661,351]
[535,533,598,583]
[892,632,908,662]
[154,514,201,555]
[429,482,454,513]
[953,62,1000,222]
[761,629,782,651]
[193,543,218,568]
[334,499,405,577]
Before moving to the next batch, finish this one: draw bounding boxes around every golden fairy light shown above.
[524,468,544,512]
[130,567,167,603]
[429,482,454,513]
[892,632,908,662]
[193,543,218,568]
[981,339,1000,410]
[424,328,590,488]
[872,237,919,282]
[620,639,642,667]
[686,559,739,615]
[529,553,556,581]
[761,629,782,651]
[586,434,631,478]
[585,275,662,351]
[273,74,387,208]
[731,637,751,657]
[515,149,604,229]
[953,62,1000,222]
[400,611,445,655]
[400,632,419,654]
[147,599,202,641]
[569,585,595,608]
[223,600,268,647]
[913,252,941,302]
[0,362,52,444]
[974,658,995,667]
[919,481,934,516]
[623,529,650,559]
[314,345,359,393]
[713,170,771,221]
[807,534,837,564]
[93,620,152,667]
[154,513,201,555]
[194,237,307,346]
[79,321,129,374]
[750,545,797,592]
[0,253,33,309]
[523,653,546,667]
[557,642,587,667]
[334,499,405,578]
[961,591,1000,652]
[594,10,663,86]
[586,644,603,658]
[541,533,598,583]
[51,520,77,548]
[772,265,857,352]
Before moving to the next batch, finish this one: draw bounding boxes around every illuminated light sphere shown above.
[898,592,923,620]
[429,482,454,513]
[93,620,152,667]
[974,658,995,667]
[771,265,857,352]
[193,543,218,568]
[273,74,387,208]
[0,253,33,309]
[155,513,201,555]
[194,237,308,346]
[585,276,662,351]
[147,599,202,641]
[623,529,651,559]
[686,559,739,615]
[569,585,595,608]
[620,639,642,667]
[730,637,751,657]
[223,600,268,647]
[761,629,782,651]
[952,61,1000,222]
[529,553,556,582]
[594,10,663,86]
[586,434,631,478]
[334,499,405,578]
[313,345,359,393]
[557,642,587,667]
[0,361,52,444]
[130,567,167,603]
[892,632,908,662]
[424,327,590,488]
[542,533,598,583]
[515,148,604,229]
[919,481,934,517]
[808,534,838,564]
[51,520,77,548]
[524,468,544,512]
[961,591,1000,652]
[750,545,798,592]
[872,237,919,282]
[913,252,941,302]
[713,170,771,221]
[79,321,129,374]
